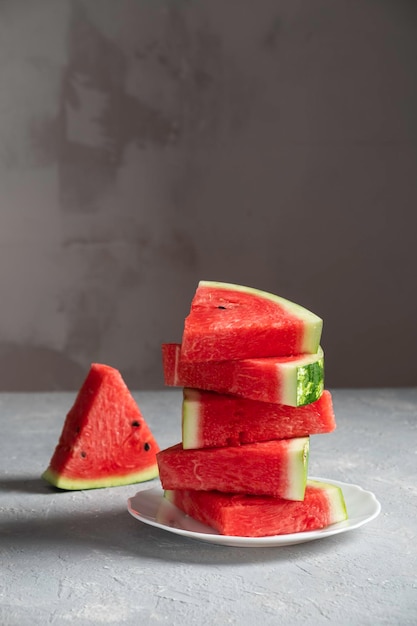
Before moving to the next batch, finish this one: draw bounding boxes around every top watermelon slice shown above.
[181,281,323,361]
[42,363,160,490]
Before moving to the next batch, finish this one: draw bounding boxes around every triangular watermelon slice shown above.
[42,363,160,490]
[181,281,323,361]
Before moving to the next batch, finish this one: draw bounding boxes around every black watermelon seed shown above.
[144,442,151,451]
[217,305,226,309]
[131,420,140,427]
[80,451,87,458]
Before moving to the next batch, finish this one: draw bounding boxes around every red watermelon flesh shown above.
[157,438,309,500]
[42,363,160,490]
[181,281,323,361]
[162,343,324,407]
[182,389,336,449]
[163,480,347,537]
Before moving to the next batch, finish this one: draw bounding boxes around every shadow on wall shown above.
[0,0,416,390]
[0,344,86,391]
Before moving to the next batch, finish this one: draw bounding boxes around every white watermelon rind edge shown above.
[286,437,310,501]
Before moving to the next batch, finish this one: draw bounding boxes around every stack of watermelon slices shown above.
[157,281,347,537]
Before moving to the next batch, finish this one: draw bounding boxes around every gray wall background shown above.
[0,0,416,391]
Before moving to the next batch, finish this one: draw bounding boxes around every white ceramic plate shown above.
[127,478,381,547]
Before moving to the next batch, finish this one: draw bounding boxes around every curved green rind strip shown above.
[279,347,324,407]
[296,353,324,406]
[198,280,323,353]
[286,437,309,500]
[42,465,159,491]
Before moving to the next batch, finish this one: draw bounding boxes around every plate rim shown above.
[127,477,381,547]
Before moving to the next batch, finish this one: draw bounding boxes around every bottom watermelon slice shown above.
[164,480,347,537]
[42,363,160,490]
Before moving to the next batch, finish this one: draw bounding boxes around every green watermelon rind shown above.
[42,464,159,491]
[197,281,323,354]
[280,347,325,406]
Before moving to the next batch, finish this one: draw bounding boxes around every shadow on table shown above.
[0,487,359,566]
[0,476,49,494]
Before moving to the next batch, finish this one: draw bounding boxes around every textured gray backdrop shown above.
[0,0,416,390]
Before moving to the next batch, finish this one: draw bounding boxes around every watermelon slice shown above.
[163,479,347,537]
[157,438,309,500]
[182,388,336,449]
[42,363,160,490]
[162,343,324,407]
[181,281,323,361]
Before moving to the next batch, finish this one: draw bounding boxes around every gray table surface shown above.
[1,388,416,625]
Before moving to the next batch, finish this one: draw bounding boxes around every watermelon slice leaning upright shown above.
[181,281,323,362]
[42,363,160,490]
